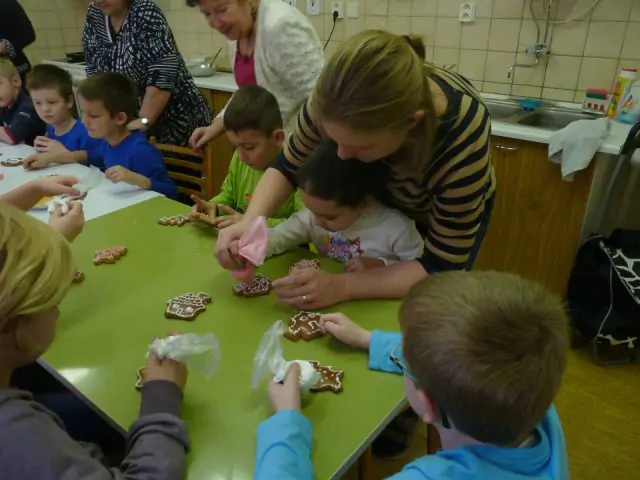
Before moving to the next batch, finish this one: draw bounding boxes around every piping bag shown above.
[252,321,320,393]
[232,216,269,284]
[148,332,221,379]
[47,167,102,214]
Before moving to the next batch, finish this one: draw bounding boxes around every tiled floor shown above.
[343,346,640,480]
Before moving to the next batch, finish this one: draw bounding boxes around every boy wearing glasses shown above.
[255,271,570,479]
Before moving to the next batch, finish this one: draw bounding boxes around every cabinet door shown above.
[209,91,235,196]
[474,137,593,296]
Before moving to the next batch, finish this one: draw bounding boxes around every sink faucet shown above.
[508,0,553,79]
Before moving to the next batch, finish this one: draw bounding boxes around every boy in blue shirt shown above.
[77,72,177,199]
[257,271,570,480]
[0,59,44,146]
[23,64,103,170]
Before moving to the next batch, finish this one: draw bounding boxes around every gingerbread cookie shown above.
[284,311,324,342]
[72,270,85,283]
[0,158,23,167]
[189,212,217,227]
[135,367,146,391]
[309,361,344,394]
[158,215,190,227]
[233,273,272,297]
[165,292,211,321]
[93,246,127,265]
[290,259,320,274]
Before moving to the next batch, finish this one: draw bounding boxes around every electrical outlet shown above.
[459,2,475,22]
[331,1,344,19]
[346,1,358,18]
[307,0,321,15]
[282,0,297,7]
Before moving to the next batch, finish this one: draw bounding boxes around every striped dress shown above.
[82,0,212,146]
[274,67,496,273]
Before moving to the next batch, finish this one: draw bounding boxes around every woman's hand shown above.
[215,218,252,268]
[189,125,216,150]
[268,363,301,413]
[272,269,350,310]
[48,201,85,242]
[319,313,372,349]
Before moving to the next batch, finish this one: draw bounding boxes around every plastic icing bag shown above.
[149,332,221,379]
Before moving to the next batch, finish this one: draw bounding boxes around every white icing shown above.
[47,197,70,214]
[273,360,321,393]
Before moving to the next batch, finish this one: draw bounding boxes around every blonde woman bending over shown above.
[0,204,190,479]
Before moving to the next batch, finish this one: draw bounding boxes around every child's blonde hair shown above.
[400,270,569,445]
[0,203,75,329]
[0,59,19,81]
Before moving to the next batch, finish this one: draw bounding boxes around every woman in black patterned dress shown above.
[83,0,212,146]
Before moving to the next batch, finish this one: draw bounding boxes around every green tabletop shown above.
[43,197,405,479]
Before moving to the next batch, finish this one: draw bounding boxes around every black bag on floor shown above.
[567,229,640,363]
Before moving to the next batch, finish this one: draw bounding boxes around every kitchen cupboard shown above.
[199,89,235,196]
[473,137,594,296]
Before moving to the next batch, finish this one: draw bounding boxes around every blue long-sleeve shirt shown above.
[254,331,569,480]
[99,130,177,199]
[47,122,104,168]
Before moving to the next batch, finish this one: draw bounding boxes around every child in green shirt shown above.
[191,86,300,228]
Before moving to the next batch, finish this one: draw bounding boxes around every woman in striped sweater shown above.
[216,29,495,307]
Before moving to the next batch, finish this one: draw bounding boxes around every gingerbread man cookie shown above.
[233,273,272,297]
[309,361,344,394]
[93,246,127,265]
[284,311,324,342]
[72,271,85,283]
[135,367,147,391]
[165,292,212,321]
[0,158,23,167]
[290,259,320,274]
[158,215,190,227]
[189,212,217,227]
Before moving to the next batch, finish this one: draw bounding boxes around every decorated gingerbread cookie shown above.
[309,361,344,394]
[165,292,212,321]
[93,246,127,265]
[0,158,23,167]
[290,259,321,274]
[72,271,85,283]
[158,215,190,227]
[233,273,272,297]
[189,212,217,227]
[284,311,324,342]
[135,367,146,391]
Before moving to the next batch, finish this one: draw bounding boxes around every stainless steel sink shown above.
[515,109,600,130]
[484,99,603,131]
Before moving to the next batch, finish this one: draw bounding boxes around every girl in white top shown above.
[268,141,424,270]
[188,0,324,148]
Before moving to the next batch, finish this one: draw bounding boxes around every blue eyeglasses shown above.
[389,342,451,429]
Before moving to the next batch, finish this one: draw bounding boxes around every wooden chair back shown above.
[151,138,215,200]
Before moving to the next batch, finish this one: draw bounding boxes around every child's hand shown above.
[23,153,54,170]
[345,256,386,273]
[34,136,68,155]
[320,313,372,349]
[105,166,137,185]
[145,350,188,391]
[48,201,85,242]
[268,363,301,413]
[190,194,217,218]
[214,204,243,229]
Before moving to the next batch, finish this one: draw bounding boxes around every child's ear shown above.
[0,318,19,349]
[273,129,285,148]
[115,112,129,126]
[417,390,440,425]
[12,75,22,89]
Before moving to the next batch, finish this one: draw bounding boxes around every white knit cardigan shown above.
[217,0,324,133]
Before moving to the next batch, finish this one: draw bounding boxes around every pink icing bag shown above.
[232,216,268,283]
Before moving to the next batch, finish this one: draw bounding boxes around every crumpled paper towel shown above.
[148,332,220,379]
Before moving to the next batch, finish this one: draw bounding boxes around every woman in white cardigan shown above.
[187,0,324,149]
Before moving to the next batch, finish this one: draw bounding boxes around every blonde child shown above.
[0,203,190,478]
[266,140,424,270]
[257,271,570,479]
[23,64,104,170]
[0,58,44,145]
[191,85,300,228]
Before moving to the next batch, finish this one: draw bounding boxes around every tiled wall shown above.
[18,0,640,103]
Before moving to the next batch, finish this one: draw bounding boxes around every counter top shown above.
[44,59,635,157]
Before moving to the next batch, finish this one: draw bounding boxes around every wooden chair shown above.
[151,138,215,200]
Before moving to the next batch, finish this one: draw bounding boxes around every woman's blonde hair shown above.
[0,203,75,330]
[313,30,436,171]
